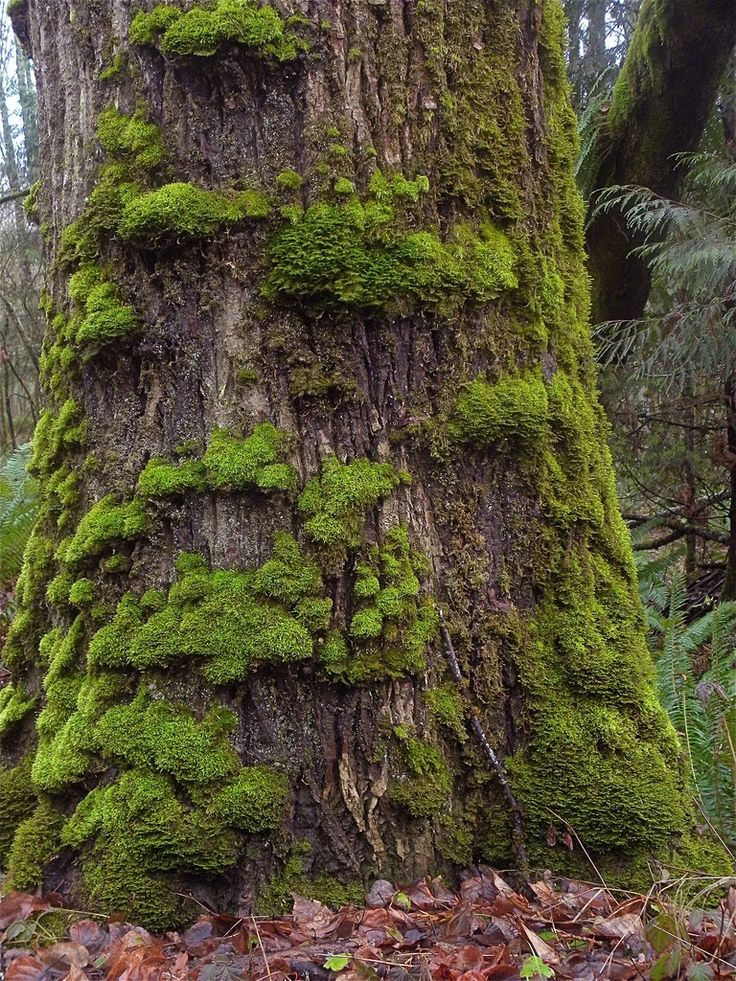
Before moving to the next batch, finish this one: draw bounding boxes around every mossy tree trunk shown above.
[0,0,713,930]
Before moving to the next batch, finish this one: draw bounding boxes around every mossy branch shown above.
[436,605,529,883]
[585,0,736,325]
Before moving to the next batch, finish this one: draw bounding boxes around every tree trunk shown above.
[0,0,711,930]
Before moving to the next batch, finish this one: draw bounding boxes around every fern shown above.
[648,569,736,846]
[0,444,38,588]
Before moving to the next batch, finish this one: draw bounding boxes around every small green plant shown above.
[520,955,554,979]
[323,954,350,972]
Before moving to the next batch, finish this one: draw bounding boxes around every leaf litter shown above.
[2,867,736,980]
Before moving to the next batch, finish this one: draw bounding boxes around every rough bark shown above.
[585,0,736,325]
[0,0,719,930]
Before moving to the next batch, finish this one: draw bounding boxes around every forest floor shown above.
[1,868,735,980]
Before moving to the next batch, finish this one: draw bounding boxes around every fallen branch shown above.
[436,604,529,883]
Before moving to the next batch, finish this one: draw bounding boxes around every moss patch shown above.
[129,0,306,61]
[117,182,270,244]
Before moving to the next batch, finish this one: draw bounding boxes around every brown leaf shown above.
[0,893,52,932]
[589,912,644,942]
[38,943,89,970]
[5,955,51,981]
[69,920,105,953]
[517,921,561,966]
[292,895,340,938]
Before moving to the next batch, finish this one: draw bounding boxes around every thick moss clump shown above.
[67,265,138,348]
[321,527,438,682]
[202,422,296,492]
[63,770,240,930]
[129,0,305,61]
[451,372,549,451]
[6,799,64,891]
[265,194,518,310]
[0,756,37,863]
[58,495,147,567]
[0,684,37,738]
[117,182,270,243]
[88,537,329,682]
[208,766,289,831]
[298,456,402,565]
[96,105,166,173]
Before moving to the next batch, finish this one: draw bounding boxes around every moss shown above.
[0,756,37,865]
[390,729,453,818]
[94,691,239,784]
[46,571,75,606]
[68,577,96,606]
[64,770,240,930]
[0,684,37,739]
[333,177,355,195]
[6,800,64,891]
[23,180,40,222]
[99,51,126,80]
[450,371,549,451]
[258,843,364,915]
[322,527,437,682]
[96,105,165,173]
[72,278,138,348]
[202,422,297,493]
[425,684,467,742]
[276,168,303,191]
[208,766,289,831]
[117,182,270,243]
[138,458,207,497]
[58,495,147,567]
[29,400,85,480]
[298,456,402,565]
[129,0,306,60]
[265,194,518,310]
[88,536,327,681]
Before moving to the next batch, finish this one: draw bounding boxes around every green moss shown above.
[0,684,37,739]
[94,691,239,784]
[58,495,147,567]
[276,168,303,190]
[202,422,296,493]
[322,526,437,682]
[29,400,85,480]
[46,571,74,606]
[72,279,138,348]
[450,371,549,451]
[390,729,453,818]
[208,766,289,831]
[129,0,306,60]
[333,177,355,195]
[64,770,240,930]
[23,180,40,222]
[96,105,165,173]
[138,458,207,496]
[425,684,467,742]
[298,456,402,564]
[0,756,37,865]
[258,843,364,915]
[6,800,64,891]
[68,577,96,606]
[88,536,327,681]
[117,182,270,243]
[265,195,518,310]
[99,51,126,80]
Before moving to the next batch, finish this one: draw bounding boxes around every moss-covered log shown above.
[1,0,724,930]
[585,0,736,325]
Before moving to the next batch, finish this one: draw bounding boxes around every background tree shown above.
[0,0,725,930]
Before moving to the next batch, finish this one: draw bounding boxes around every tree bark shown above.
[0,0,709,929]
[585,0,736,325]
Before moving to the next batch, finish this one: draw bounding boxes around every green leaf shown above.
[324,954,351,972]
[393,891,411,910]
[686,964,715,981]
[520,955,554,979]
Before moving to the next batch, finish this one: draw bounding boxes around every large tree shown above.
[0,0,722,929]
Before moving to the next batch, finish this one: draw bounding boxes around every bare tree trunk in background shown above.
[15,41,38,182]
[0,0,703,931]
[720,372,736,600]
